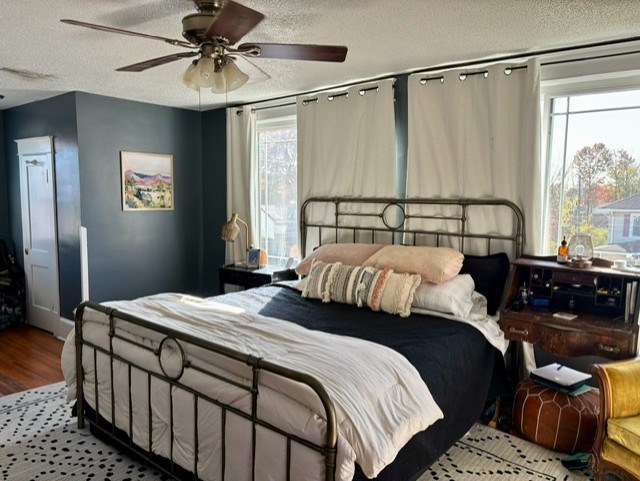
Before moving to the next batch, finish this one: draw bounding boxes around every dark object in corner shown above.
[561,452,590,470]
[0,239,26,331]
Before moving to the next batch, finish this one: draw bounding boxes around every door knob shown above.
[24,248,29,255]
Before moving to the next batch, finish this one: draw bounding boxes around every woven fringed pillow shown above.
[308,261,421,317]
[379,271,422,317]
[302,259,341,302]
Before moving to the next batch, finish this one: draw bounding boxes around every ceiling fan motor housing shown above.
[182,14,220,45]
[193,0,227,14]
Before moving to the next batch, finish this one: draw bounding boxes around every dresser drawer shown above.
[553,270,597,286]
[502,318,539,343]
[501,314,633,359]
[535,324,631,359]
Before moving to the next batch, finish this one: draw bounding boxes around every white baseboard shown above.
[57,317,74,341]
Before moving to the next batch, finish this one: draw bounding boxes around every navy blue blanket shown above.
[218,285,504,481]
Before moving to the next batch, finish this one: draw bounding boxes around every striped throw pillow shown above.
[302,259,340,302]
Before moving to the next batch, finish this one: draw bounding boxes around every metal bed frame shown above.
[74,196,524,481]
[300,197,524,258]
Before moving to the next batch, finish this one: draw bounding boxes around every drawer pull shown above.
[509,327,529,336]
[597,343,620,354]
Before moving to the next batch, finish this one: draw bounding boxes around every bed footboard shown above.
[74,301,338,481]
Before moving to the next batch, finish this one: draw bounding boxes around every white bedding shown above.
[61,293,443,481]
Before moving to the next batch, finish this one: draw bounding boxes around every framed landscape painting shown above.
[121,151,174,211]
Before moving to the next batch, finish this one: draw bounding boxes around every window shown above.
[542,88,640,261]
[633,216,640,238]
[256,115,298,267]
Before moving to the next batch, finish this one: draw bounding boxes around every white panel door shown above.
[17,136,60,334]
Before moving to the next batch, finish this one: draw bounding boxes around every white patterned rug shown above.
[1,383,593,481]
[420,423,592,481]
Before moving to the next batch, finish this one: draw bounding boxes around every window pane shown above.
[552,96,568,114]
[543,88,640,262]
[569,89,640,113]
[543,113,567,253]
[257,121,298,267]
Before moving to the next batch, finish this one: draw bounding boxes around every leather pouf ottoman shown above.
[512,379,600,453]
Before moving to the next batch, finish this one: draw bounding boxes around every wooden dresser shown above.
[500,258,639,360]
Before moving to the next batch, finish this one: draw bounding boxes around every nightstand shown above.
[218,264,298,294]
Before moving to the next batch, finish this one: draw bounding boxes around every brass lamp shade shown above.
[221,213,249,252]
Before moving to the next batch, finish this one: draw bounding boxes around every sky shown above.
[548,88,640,182]
[560,89,640,159]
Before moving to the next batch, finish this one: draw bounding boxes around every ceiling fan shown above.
[61,0,348,94]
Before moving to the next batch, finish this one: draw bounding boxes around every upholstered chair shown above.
[590,358,640,481]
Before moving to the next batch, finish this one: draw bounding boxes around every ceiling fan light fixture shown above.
[193,56,216,88]
[180,62,200,91]
[211,69,228,94]
[223,59,249,92]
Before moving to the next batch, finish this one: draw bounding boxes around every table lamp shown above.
[221,213,249,255]
[567,233,593,268]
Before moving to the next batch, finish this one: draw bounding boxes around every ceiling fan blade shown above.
[204,1,264,44]
[116,52,198,72]
[239,43,348,62]
[60,19,195,49]
[232,55,271,83]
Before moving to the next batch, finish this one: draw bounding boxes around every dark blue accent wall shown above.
[3,92,228,319]
[0,111,9,241]
[202,108,227,294]
[75,93,204,302]
[4,93,82,319]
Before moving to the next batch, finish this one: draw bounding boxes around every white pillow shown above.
[412,274,475,318]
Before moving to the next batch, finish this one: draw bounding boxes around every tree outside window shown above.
[544,89,640,261]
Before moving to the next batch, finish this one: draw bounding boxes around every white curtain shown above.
[297,79,397,251]
[226,105,258,263]
[406,59,541,255]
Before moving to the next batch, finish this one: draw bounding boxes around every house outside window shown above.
[256,115,298,267]
[542,87,640,262]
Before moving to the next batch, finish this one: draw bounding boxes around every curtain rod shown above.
[229,34,640,110]
[419,47,640,84]
[245,85,384,113]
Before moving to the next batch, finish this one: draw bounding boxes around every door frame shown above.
[16,136,61,334]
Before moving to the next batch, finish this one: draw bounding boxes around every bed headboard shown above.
[300,197,525,259]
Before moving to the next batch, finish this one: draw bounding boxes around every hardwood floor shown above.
[0,324,64,396]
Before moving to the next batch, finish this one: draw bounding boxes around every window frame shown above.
[255,112,298,267]
[540,72,640,254]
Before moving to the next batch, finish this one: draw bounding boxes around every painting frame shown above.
[120,151,174,212]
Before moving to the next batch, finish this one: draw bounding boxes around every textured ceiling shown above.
[1,0,640,111]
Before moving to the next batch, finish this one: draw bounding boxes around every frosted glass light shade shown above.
[193,57,216,88]
[212,70,227,94]
[180,62,199,91]
[223,59,249,92]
